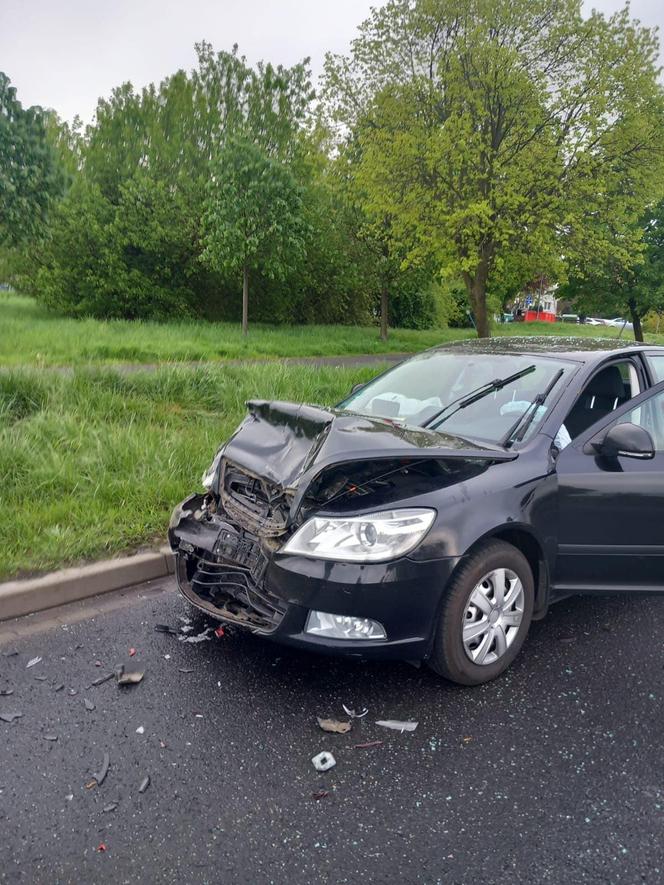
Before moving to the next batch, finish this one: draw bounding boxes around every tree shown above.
[563,201,664,342]
[0,72,65,247]
[324,0,664,337]
[201,137,307,334]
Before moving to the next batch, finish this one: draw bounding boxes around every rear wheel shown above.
[428,540,534,685]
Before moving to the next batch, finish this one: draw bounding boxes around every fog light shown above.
[305,610,386,640]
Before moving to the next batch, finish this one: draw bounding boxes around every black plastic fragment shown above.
[54,684,64,692]
[93,752,110,786]
[89,673,114,687]
[0,689,14,696]
[155,624,179,635]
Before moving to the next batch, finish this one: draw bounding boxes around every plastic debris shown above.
[214,625,225,638]
[312,790,329,800]
[26,656,42,669]
[342,704,368,719]
[178,627,213,644]
[2,650,19,657]
[94,660,102,667]
[54,683,64,692]
[84,698,95,711]
[317,717,352,734]
[96,843,107,853]
[0,688,14,696]
[354,740,383,749]
[178,667,194,674]
[117,670,144,686]
[129,648,136,657]
[155,624,179,635]
[138,775,150,794]
[164,654,171,660]
[136,726,145,734]
[312,752,336,772]
[65,794,73,801]
[375,720,418,733]
[43,733,58,742]
[102,802,118,813]
[92,752,110,786]
[68,689,78,696]
[34,675,47,682]
[89,673,114,687]
[0,712,23,723]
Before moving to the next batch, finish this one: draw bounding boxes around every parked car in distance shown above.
[583,317,605,326]
[559,313,580,323]
[606,317,634,330]
[169,337,664,685]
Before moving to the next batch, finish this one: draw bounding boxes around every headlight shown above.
[281,508,435,563]
[201,447,224,490]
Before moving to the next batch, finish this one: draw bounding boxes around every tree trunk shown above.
[628,298,643,342]
[463,259,491,338]
[242,262,249,337]
[380,284,388,341]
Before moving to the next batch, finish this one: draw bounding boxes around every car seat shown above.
[565,365,628,439]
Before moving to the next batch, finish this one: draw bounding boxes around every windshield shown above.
[339,350,573,445]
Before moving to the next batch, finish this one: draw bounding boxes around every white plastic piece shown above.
[312,751,337,772]
[375,720,418,732]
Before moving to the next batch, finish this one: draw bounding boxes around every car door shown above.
[554,381,664,593]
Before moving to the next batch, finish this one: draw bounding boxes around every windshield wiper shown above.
[426,365,536,431]
[501,368,565,448]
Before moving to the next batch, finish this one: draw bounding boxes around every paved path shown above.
[1,581,663,883]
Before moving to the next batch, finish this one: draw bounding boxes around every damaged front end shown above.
[168,399,516,654]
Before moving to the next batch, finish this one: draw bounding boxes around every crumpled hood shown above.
[220,400,516,492]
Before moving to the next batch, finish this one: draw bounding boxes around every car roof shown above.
[434,336,664,363]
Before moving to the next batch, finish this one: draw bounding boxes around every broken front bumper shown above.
[168,494,460,661]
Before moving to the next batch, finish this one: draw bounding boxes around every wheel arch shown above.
[460,524,549,620]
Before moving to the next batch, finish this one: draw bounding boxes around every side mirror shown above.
[591,422,655,460]
[350,382,366,395]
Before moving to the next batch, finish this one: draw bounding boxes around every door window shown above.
[563,360,641,442]
[645,354,664,384]
[609,388,664,452]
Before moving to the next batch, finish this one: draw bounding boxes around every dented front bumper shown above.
[168,493,460,661]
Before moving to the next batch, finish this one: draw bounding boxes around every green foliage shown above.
[324,0,664,337]
[202,137,307,291]
[563,200,664,341]
[0,72,66,247]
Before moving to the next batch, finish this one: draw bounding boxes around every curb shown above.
[0,547,176,622]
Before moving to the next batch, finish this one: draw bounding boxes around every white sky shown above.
[1,0,662,123]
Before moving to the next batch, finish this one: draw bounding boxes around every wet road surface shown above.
[1,580,663,884]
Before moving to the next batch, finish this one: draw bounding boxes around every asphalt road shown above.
[1,580,664,884]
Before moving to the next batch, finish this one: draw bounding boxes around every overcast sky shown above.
[1,0,662,124]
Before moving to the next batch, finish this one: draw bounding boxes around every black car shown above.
[168,337,664,685]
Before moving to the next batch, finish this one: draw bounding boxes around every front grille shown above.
[176,546,286,633]
[219,460,291,536]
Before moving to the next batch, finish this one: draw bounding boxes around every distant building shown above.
[512,279,558,323]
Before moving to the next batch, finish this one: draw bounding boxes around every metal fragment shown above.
[138,775,150,794]
[26,657,42,669]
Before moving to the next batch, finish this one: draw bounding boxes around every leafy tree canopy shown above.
[324,0,664,336]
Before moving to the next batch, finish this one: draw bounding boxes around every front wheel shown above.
[428,540,534,685]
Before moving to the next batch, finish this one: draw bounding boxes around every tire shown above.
[428,539,534,685]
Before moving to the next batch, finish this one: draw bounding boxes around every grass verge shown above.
[0,362,382,580]
[0,295,468,366]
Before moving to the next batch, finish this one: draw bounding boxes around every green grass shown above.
[1,294,657,368]
[0,294,467,366]
[0,362,382,579]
